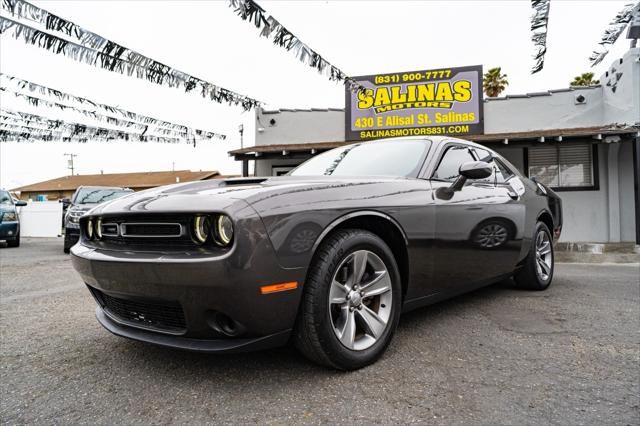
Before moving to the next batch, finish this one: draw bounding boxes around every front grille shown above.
[121,223,183,237]
[91,288,186,333]
[86,214,198,251]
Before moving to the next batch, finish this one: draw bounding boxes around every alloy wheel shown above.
[329,250,393,351]
[535,229,553,281]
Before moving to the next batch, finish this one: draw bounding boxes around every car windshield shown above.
[290,140,428,177]
[0,191,12,205]
[74,188,131,204]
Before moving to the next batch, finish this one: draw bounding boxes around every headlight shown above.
[66,209,84,224]
[2,212,17,221]
[193,215,211,244]
[86,218,94,240]
[95,218,102,239]
[214,215,233,246]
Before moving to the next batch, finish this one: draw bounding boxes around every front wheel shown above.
[514,222,554,290]
[294,229,402,370]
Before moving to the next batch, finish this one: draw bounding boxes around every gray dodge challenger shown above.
[71,136,562,370]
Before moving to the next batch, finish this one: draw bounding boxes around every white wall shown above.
[18,201,62,237]
[619,141,637,242]
[484,87,604,133]
[602,48,640,125]
[556,145,610,242]
[256,109,345,146]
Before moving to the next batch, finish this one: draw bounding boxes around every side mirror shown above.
[15,200,27,207]
[436,161,493,200]
[459,161,493,180]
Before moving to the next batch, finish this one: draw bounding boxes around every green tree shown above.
[483,67,509,97]
[570,72,600,87]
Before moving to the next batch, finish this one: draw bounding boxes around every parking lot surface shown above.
[1,238,639,425]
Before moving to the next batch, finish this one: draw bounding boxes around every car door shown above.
[429,142,526,293]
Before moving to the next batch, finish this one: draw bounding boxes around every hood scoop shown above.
[221,178,267,186]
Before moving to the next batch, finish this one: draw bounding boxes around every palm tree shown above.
[570,72,600,87]
[483,67,509,97]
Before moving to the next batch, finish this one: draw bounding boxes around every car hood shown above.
[88,176,407,216]
[68,204,98,214]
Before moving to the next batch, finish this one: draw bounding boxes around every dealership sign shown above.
[345,65,484,141]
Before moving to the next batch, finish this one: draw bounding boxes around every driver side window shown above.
[432,145,476,181]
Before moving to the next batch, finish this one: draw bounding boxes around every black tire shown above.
[514,222,554,291]
[7,232,20,248]
[63,233,73,254]
[294,229,402,370]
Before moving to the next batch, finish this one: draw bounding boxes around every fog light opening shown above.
[209,312,243,337]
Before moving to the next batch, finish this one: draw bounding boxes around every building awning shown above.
[229,125,639,161]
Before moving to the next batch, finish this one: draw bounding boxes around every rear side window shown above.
[470,147,516,184]
[432,145,476,181]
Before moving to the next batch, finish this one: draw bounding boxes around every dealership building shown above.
[231,47,640,246]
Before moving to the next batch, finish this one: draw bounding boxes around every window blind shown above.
[528,144,593,188]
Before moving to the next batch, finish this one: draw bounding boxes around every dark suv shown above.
[0,190,27,247]
[64,186,133,253]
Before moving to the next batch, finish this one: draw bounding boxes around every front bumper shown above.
[71,223,306,353]
[64,228,80,247]
[0,222,19,240]
[95,307,291,353]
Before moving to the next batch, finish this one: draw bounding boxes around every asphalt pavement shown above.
[1,238,639,425]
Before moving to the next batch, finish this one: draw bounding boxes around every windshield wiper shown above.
[78,190,101,204]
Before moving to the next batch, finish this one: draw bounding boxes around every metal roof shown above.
[13,170,221,192]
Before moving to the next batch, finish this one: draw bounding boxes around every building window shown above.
[527,144,597,190]
[272,166,296,176]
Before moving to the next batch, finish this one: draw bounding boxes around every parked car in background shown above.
[0,190,27,247]
[64,186,133,253]
[71,137,562,370]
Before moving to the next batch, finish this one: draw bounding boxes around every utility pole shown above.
[238,124,248,177]
[64,153,77,176]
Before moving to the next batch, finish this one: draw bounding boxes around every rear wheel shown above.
[294,229,402,370]
[514,222,554,290]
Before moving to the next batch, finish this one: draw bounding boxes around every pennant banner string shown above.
[0,73,226,139]
[589,2,638,67]
[530,0,551,74]
[0,115,183,144]
[0,127,183,143]
[0,109,181,142]
[0,1,261,110]
[0,88,223,141]
[228,0,366,94]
